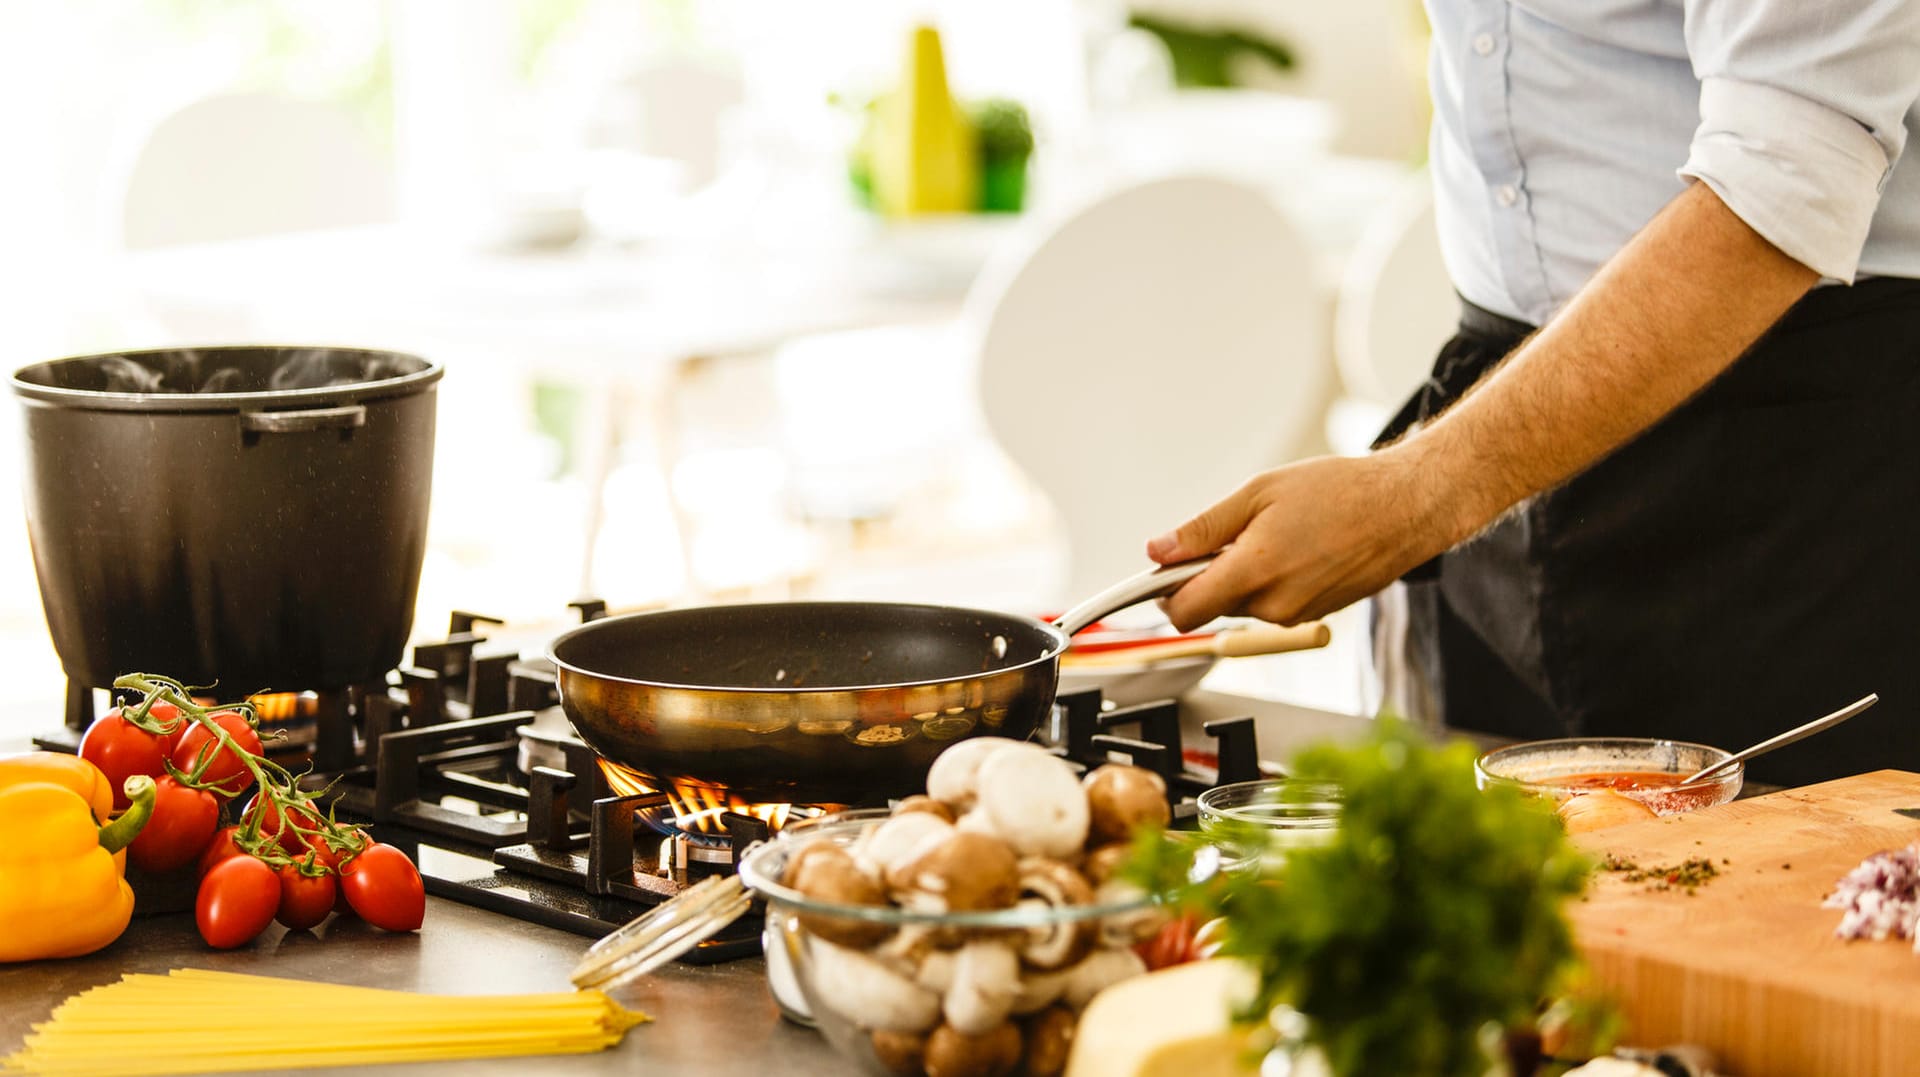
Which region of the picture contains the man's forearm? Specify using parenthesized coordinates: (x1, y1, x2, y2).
(1390, 181, 1820, 550)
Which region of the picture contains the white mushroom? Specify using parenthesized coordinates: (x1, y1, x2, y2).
(971, 746, 1089, 859)
(943, 940, 1022, 1034)
(925, 736, 1024, 813)
(1061, 947, 1148, 1010)
(855, 810, 954, 879)
(808, 939, 942, 1032)
(1008, 967, 1069, 1016)
(1092, 878, 1167, 950)
(915, 947, 959, 994)
(1012, 860, 1096, 971)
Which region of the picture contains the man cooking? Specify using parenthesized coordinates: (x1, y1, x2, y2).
(1149, 1, 1920, 787)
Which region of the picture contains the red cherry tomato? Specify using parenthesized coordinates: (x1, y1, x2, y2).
(170, 710, 263, 797)
(1134, 913, 1204, 971)
(339, 843, 426, 932)
(142, 700, 185, 753)
(275, 864, 338, 931)
(198, 825, 247, 878)
(128, 776, 221, 873)
(196, 855, 281, 949)
(79, 712, 169, 810)
(242, 792, 324, 855)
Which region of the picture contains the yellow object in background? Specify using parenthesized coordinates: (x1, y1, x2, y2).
(870, 25, 978, 217)
(0, 761, 153, 963)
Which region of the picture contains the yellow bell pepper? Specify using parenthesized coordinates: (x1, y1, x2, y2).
(0, 751, 116, 822)
(0, 761, 154, 963)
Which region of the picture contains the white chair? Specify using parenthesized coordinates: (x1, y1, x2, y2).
(1327, 174, 1454, 454)
(971, 174, 1329, 605)
(118, 92, 394, 251)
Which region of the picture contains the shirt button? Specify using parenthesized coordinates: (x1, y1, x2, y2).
(1496, 184, 1519, 207)
(1473, 33, 1496, 56)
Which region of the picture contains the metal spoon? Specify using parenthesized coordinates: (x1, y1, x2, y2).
(1682, 693, 1879, 784)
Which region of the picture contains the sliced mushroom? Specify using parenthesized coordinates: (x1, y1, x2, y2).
(785, 843, 894, 949)
(855, 809, 954, 880)
(971, 746, 1089, 859)
(887, 831, 1021, 914)
(1061, 947, 1147, 1010)
(1083, 765, 1171, 846)
(923, 1020, 1023, 1077)
(870, 1029, 928, 1076)
(1092, 878, 1167, 949)
(925, 736, 1023, 813)
(1021, 1005, 1077, 1077)
(1009, 966, 1070, 1016)
(1079, 843, 1132, 886)
(1013, 859, 1096, 971)
(944, 940, 1022, 1034)
(894, 793, 957, 823)
(808, 939, 942, 1032)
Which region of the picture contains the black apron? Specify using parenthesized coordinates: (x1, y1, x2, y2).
(1381, 278, 1920, 787)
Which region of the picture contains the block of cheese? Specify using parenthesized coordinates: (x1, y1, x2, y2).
(1063, 959, 1263, 1077)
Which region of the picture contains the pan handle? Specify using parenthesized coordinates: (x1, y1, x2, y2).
(1052, 554, 1220, 637)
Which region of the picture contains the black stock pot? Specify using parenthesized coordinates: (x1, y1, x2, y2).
(12, 346, 442, 693)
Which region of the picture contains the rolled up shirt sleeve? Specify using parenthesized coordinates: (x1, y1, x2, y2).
(1680, 0, 1920, 282)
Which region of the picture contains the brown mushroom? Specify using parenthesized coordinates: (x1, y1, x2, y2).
(1013, 859, 1096, 971)
(923, 1020, 1023, 1077)
(871, 1029, 928, 1076)
(895, 794, 956, 824)
(1079, 843, 1132, 885)
(887, 831, 1021, 914)
(786, 843, 894, 949)
(1083, 765, 1171, 846)
(1021, 1005, 1077, 1077)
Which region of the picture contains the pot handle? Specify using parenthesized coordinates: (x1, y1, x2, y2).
(240, 405, 367, 434)
(1052, 553, 1220, 637)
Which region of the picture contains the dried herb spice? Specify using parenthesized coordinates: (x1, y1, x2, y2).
(1601, 853, 1723, 893)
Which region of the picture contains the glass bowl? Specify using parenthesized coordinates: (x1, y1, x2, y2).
(1473, 737, 1742, 815)
(738, 810, 1168, 1076)
(1195, 779, 1342, 873)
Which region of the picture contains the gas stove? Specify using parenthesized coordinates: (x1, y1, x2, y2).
(39, 603, 1304, 965)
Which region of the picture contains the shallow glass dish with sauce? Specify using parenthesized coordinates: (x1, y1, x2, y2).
(1473, 737, 1742, 815)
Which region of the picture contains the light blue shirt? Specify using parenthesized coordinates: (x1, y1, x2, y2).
(1428, 0, 1920, 326)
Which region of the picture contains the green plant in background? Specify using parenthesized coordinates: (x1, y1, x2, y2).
(1130, 720, 1604, 1076)
(1127, 12, 1296, 88)
(968, 98, 1031, 213)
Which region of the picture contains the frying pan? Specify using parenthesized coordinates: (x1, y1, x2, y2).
(547, 558, 1214, 804)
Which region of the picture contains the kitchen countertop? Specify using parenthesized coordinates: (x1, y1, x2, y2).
(2, 691, 1387, 1075)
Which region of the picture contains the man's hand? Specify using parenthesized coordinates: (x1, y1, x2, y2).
(1149, 181, 1819, 632)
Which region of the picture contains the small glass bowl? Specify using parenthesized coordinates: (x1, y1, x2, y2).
(738, 812, 1167, 1077)
(1473, 737, 1742, 815)
(1195, 779, 1343, 872)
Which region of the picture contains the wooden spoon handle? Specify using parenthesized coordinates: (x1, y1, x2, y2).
(1065, 622, 1330, 667)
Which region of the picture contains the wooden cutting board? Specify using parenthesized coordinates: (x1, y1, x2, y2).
(1569, 770, 1920, 1077)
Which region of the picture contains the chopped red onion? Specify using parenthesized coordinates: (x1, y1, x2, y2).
(1824, 844, 1920, 949)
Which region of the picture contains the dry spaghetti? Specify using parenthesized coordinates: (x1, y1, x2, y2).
(3, 968, 648, 1076)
